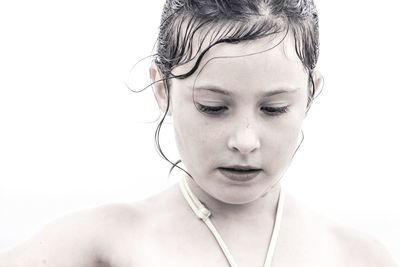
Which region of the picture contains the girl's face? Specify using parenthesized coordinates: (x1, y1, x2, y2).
(155, 33, 312, 204)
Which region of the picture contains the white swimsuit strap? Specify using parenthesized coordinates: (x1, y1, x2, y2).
(264, 184, 284, 267)
(179, 175, 285, 267)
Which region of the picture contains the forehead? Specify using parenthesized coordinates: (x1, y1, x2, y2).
(171, 31, 308, 92)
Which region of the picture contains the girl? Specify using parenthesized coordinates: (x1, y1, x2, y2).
(0, 0, 397, 266)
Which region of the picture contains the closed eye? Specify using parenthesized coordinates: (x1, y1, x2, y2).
(260, 106, 289, 116)
(195, 103, 289, 116)
(196, 103, 228, 115)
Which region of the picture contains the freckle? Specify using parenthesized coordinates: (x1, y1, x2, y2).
(42, 259, 47, 264)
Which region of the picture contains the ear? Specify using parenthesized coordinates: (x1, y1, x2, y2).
(150, 62, 171, 115)
(306, 70, 324, 114)
(312, 70, 324, 97)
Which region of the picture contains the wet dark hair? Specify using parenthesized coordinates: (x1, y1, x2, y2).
(151, 0, 320, 172)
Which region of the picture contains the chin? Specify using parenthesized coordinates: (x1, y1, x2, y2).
(213, 188, 266, 205)
(213, 179, 282, 205)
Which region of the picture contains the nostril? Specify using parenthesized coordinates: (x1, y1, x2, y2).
(227, 129, 261, 154)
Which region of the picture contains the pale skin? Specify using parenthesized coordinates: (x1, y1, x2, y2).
(0, 33, 397, 267)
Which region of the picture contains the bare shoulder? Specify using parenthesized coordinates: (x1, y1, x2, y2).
(332, 223, 398, 266)
(283, 194, 398, 266)
(0, 202, 146, 267)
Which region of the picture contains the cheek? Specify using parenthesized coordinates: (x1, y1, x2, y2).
(173, 106, 222, 165)
(264, 112, 305, 166)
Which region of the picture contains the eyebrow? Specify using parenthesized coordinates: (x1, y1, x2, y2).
(193, 86, 300, 97)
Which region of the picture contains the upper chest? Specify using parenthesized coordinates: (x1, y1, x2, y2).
(103, 213, 350, 267)
(106, 232, 346, 267)
(97, 191, 368, 267)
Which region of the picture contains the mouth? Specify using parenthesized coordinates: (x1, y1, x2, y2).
(218, 166, 262, 182)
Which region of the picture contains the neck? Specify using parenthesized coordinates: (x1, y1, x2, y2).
(184, 176, 281, 224)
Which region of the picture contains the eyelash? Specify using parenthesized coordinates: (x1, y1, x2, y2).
(196, 103, 289, 116)
(260, 106, 289, 116)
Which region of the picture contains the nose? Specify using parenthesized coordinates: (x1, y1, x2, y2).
(227, 119, 261, 154)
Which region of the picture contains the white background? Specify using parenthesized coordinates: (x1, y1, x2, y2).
(1, 0, 399, 262)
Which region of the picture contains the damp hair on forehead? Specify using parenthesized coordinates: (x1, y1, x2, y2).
(128, 0, 320, 177)
(155, 0, 319, 78)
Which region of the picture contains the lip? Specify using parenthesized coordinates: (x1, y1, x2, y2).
(218, 166, 262, 182)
